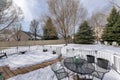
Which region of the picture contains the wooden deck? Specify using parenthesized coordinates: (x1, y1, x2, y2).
(0, 58, 63, 80)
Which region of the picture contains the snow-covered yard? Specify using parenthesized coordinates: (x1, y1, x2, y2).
(1, 44, 120, 80)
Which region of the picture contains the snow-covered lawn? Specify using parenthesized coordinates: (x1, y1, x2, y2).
(0, 50, 59, 70)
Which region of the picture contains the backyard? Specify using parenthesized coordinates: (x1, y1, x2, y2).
(1, 0, 120, 80)
(0, 44, 120, 80)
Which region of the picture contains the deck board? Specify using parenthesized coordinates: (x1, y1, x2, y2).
(0, 58, 62, 80)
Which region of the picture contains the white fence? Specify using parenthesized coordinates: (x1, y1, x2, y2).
(0, 45, 63, 56)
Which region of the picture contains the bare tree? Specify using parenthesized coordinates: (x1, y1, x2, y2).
(0, 0, 23, 31)
(88, 12, 108, 43)
(12, 24, 23, 41)
(107, 0, 120, 8)
(30, 19, 40, 40)
(47, 0, 87, 45)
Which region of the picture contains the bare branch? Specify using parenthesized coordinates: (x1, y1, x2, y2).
(107, 0, 120, 8)
(0, 0, 23, 31)
(88, 12, 108, 42)
(11, 23, 23, 41)
(30, 19, 40, 40)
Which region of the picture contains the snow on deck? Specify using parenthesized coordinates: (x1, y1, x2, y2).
(0, 50, 59, 70)
(7, 66, 73, 80)
(7, 66, 120, 80)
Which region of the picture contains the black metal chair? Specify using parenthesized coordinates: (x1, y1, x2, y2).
(92, 58, 110, 80)
(86, 55, 95, 63)
(97, 58, 109, 69)
(51, 62, 70, 80)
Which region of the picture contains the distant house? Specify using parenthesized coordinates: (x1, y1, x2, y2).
(0, 29, 12, 41)
(9, 31, 41, 41)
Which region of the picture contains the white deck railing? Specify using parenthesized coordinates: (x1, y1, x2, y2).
(64, 48, 120, 73)
(0, 45, 63, 56)
(113, 54, 120, 73)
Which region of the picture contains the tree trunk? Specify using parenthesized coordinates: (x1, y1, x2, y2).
(64, 38, 68, 46)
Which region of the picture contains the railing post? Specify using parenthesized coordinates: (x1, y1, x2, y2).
(113, 54, 120, 73)
(95, 50, 98, 62)
(95, 50, 97, 54)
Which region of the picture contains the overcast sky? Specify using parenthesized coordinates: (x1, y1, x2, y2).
(12, 0, 119, 31)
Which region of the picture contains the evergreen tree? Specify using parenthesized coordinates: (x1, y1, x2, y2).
(112, 15, 120, 44)
(42, 17, 58, 40)
(75, 21, 95, 44)
(102, 7, 120, 44)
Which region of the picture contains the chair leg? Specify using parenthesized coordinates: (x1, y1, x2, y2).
(68, 76, 69, 80)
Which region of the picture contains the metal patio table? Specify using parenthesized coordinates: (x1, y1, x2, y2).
(64, 57, 95, 78)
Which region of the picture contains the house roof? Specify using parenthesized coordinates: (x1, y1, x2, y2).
(22, 31, 41, 39)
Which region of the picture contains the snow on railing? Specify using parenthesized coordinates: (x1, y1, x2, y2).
(113, 54, 120, 73)
(65, 48, 97, 59)
(65, 48, 113, 61)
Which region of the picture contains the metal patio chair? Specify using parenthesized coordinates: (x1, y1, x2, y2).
(86, 55, 95, 63)
(51, 62, 71, 80)
(92, 58, 110, 80)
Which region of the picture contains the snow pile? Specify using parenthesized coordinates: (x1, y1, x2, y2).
(0, 50, 59, 70)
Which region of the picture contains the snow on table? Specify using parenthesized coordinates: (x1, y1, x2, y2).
(0, 50, 59, 70)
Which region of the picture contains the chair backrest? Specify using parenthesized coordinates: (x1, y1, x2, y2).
(93, 58, 110, 80)
(97, 58, 109, 69)
(54, 68, 68, 80)
(87, 55, 95, 63)
(51, 63, 68, 80)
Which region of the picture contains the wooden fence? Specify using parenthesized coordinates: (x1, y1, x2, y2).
(0, 40, 65, 47)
